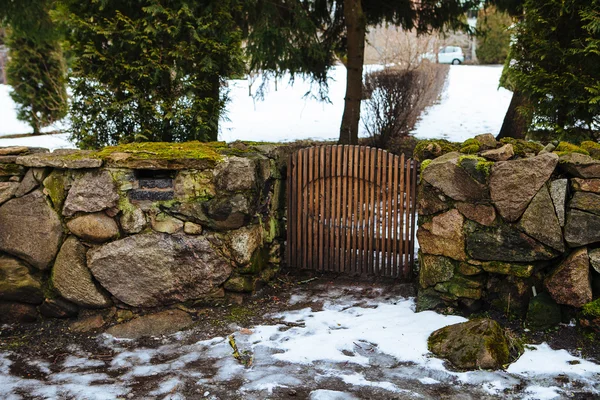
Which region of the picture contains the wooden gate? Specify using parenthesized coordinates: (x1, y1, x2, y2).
(286, 145, 418, 280)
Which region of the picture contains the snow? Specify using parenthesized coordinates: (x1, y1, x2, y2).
(1, 288, 599, 399)
(0, 64, 511, 150)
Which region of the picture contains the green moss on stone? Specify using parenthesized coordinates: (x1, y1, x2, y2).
(458, 155, 494, 179)
(224, 276, 256, 293)
(582, 299, 600, 318)
(554, 141, 590, 156)
(581, 141, 600, 160)
(499, 138, 543, 157)
(460, 139, 481, 154)
(96, 141, 227, 162)
(413, 139, 459, 161)
(42, 170, 70, 212)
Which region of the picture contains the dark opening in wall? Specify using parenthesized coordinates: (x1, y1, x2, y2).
(130, 170, 175, 201)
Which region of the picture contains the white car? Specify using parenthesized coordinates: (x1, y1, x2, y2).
(422, 46, 465, 65)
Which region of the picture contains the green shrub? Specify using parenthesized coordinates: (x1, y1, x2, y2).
(476, 6, 513, 64)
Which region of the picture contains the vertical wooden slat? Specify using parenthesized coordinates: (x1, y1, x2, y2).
(351, 146, 359, 275)
(373, 149, 382, 275)
(304, 147, 314, 269)
(301, 149, 308, 269)
(345, 146, 354, 274)
(403, 158, 412, 277)
(386, 153, 394, 276)
(339, 146, 347, 272)
(368, 148, 377, 275)
(318, 147, 325, 272)
(361, 148, 370, 275)
(391, 155, 400, 277)
(286, 155, 292, 269)
(356, 147, 364, 274)
(295, 150, 302, 269)
(328, 146, 336, 271)
(312, 147, 319, 270)
(409, 160, 418, 277)
(398, 154, 406, 276)
(380, 151, 388, 276)
(335, 146, 343, 272)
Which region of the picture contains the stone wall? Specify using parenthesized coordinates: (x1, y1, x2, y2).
(417, 134, 600, 329)
(0, 142, 287, 322)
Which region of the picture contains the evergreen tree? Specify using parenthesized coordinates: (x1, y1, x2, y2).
(506, 0, 600, 137)
(476, 6, 513, 64)
(59, 0, 244, 148)
(1, 0, 68, 135)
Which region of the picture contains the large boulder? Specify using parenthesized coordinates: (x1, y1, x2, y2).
(421, 152, 488, 202)
(0, 255, 43, 304)
(466, 222, 558, 262)
(52, 236, 111, 308)
(428, 318, 510, 370)
(517, 185, 564, 252)
(0, 190, 64, 269)
(558, 153, 600, 178)
(63, 170, 119, 217)
(417, 209, 466, 261)
(105, 309, 194, 339)
(569, 191, 600, 216)
(66, 212, 120, 243)
(88, 233, 232, 307)
(489, 153, 558, 222)
(173, 193, 252, 231)
(545, 248, 592, 308)
(564, 210, 600, 247)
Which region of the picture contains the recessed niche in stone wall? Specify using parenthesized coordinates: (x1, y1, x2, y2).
(129, 169, 175, 202)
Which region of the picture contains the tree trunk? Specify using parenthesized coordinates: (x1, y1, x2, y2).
(497, 90, 530, 140)
(339, 0, 366, 145)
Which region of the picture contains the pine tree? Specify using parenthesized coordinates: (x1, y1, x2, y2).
(59, 0, 244, 148)
(1, 0, 68, 135)
(506, 0, 600, 138)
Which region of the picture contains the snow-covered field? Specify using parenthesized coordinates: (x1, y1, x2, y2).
(1, 287, 598, 399)
(0, 65, 511, 150)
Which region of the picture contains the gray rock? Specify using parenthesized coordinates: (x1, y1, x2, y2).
(569, 191, 600, 216)
(545, 247, 592, 307)
(558, 153, 600, 178)
(474, 133, 498, 150)
(428, 318, 510, 370)
(14, 169, 38, 197)
(0, 182, 18, 205)
(421, 152, 489, 202)
(456, 202, 496, 226)
(417, 209, 467, 261)
(53, 236, 111, 308)
(564, 209, 600, 247)
(571, 178, 600, 193)
(174, 193, 251, 231)
(0, 254, 43, 304)
(183, 221, 203, 235)
(214, 156, 257, 191)
(228, 225, 263, 265)
(481, 144, 514, 161)
(417, 184, 450, 216)
(590, 248, 600, 274)
(490, 152, 558, 221)
(16, 151, 102, 169)
(466, 222, 558, 262)
(105, 309, 194, 339)
(63, 170, 119, 216)
(120, 207, 147, 234)
(0, 190, 64, 269)
(150, 213, 184, 234)
(0, 146, 30, 156)
(518, 185, 564, 252)
(67, 212, 120, 243)
(88, 233, 232, 307)
(0, 163, 25, 177)
(419, 253, 455, 289)
(549, 179, 568, 226)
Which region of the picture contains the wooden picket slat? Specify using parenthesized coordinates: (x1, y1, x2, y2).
(287, 146, 416, 280)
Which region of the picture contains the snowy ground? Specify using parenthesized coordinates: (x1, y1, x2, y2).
(1, 284, 598, 400)
(0, 65, 511, 150)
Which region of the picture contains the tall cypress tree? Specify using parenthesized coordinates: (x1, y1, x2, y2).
(1, 0, 68, 135)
